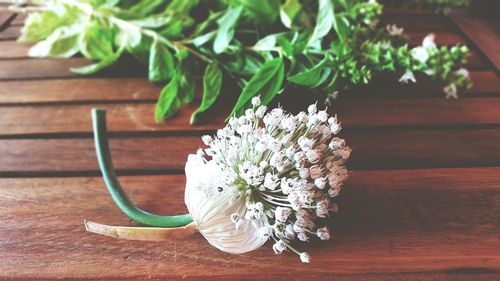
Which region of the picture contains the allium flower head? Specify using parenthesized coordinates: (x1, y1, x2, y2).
(192, 99, 350, 262)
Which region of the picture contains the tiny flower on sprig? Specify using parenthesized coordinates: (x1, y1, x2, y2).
(196, 96, 351, 262)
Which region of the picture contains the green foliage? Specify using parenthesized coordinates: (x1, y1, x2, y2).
(18, 0, 471, 123)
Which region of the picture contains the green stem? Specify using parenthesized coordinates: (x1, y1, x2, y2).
(91, 109, 192, 227)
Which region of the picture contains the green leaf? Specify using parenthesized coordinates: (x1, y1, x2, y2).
(307, 0, 334, 47)
(148, 38, 175, 82)
(130, 14, 173, 29)
(288, 56, 329, 87)
(29, 26, 81, 58)
(18, 5, 80, 43)
(79, 20, 114, 60)
(191, 31, 216, 47)
(190, 63, 223, 124)
(177, 67, 196, 104)
(213, 6, 243, 54)
(333, 15, 349, 42)
(229, 57, 284, 118)
(254, 34, 277, 51)
(129, 0, 164, 17)
(71, 47, 124, 75)
(155, 75, 181, 122)
(280, 0, 301, 28)
(240, 0, 280, 26)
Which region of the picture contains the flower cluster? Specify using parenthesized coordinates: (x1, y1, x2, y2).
(398, 33, 471, 98)
(196, 97, 350, 262)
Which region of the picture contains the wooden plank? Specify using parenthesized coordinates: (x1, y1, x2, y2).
(0, 24, 19, 40)
(0, 58, 89, 79)
(347, 70, 500, 97)
(449, 10, 500, 72)
(1, 128, 500, 174)
(407, 31, 464, 46)
(0, 40, 30, 58)
(10, 12, 24, 25)
(0, 78, 160, 103)
(0, 169, 498, 280)
(0, 71, 496, 105)
(3, 97, 500, 136)
(380, 12, 454, 31)
(0, 10, 15, 29)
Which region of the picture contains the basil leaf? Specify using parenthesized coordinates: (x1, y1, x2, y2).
(129, 0, 164, 17)
(280, 0, 301, 28)
(229, 57, 284, 118)
(190, 63, 223, 124)
(213, 6, 242, 54)
(18, 5, 80, 42)
(307, 0, 334, 47)
(155, 75, 181, 122)
(333, 15, 349, 42)
(79, 20, 114, 60)
(71, 46, 124, 75)
(240, 0, 280, 26)
(29, 26, 80, 58)
(288, 56, 329, 87)
(177, 67, 196, 104)
(148, 38, 175, 82)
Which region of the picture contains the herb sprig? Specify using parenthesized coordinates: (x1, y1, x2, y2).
(15, 0, 471, 123)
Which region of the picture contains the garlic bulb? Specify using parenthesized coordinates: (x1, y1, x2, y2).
(184, 154, 269, 254)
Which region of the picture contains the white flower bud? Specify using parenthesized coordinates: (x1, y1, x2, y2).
(264, 173, 279, 190)
(298, 168, 310, 179)
(285, 224, 295, 240)
(422, 33, 436, 49)
(297, 232, 309, 242)
(201, 135, 212, 145)
(328, 187, 341, 198)
(329, 137, 346, 150)
(399, 71, 416, 84)
(255, 105, 267, 118)
(411, 46, 429, 63)
(309, 165, 323, 179)
(300, 252, 311, 263)
(251, 96, 261, 106)
(280, 178, 293, 194)
(316, 227, 330, 240)
(298, 136, 314, 152)
(275, 206, 292, 222)
(273, 240, 287, 254)
(307, 103, 317, 114)
(316, 200, 329, 218)
(444, 83, 458, 99)
(314, 177, 327, 189)
(306, 149, 321, 164)
(317, 110, 328, 122)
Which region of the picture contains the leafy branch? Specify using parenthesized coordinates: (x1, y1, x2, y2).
(15, 0, 472, 123)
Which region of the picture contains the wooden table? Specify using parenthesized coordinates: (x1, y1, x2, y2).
(0, 7, 499, 281)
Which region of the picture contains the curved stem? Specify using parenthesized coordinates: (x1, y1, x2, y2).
(92, 109, 192, 227)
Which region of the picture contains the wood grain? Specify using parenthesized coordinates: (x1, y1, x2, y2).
(0, 71, 496, 105)
(1, 128, 500, 174)
(0, 58, 90, 80)
(0, 169, 498, 280)
(450, 10, 500, 72)
(0, 8, 498, 281)
(0, 24, 19, 40)
(3, 97, 500, 136)
(0, 10, 14, 29)
(0, 78, 160, 103)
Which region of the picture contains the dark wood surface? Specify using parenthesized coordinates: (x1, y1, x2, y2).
(0, 7, 498, 281)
